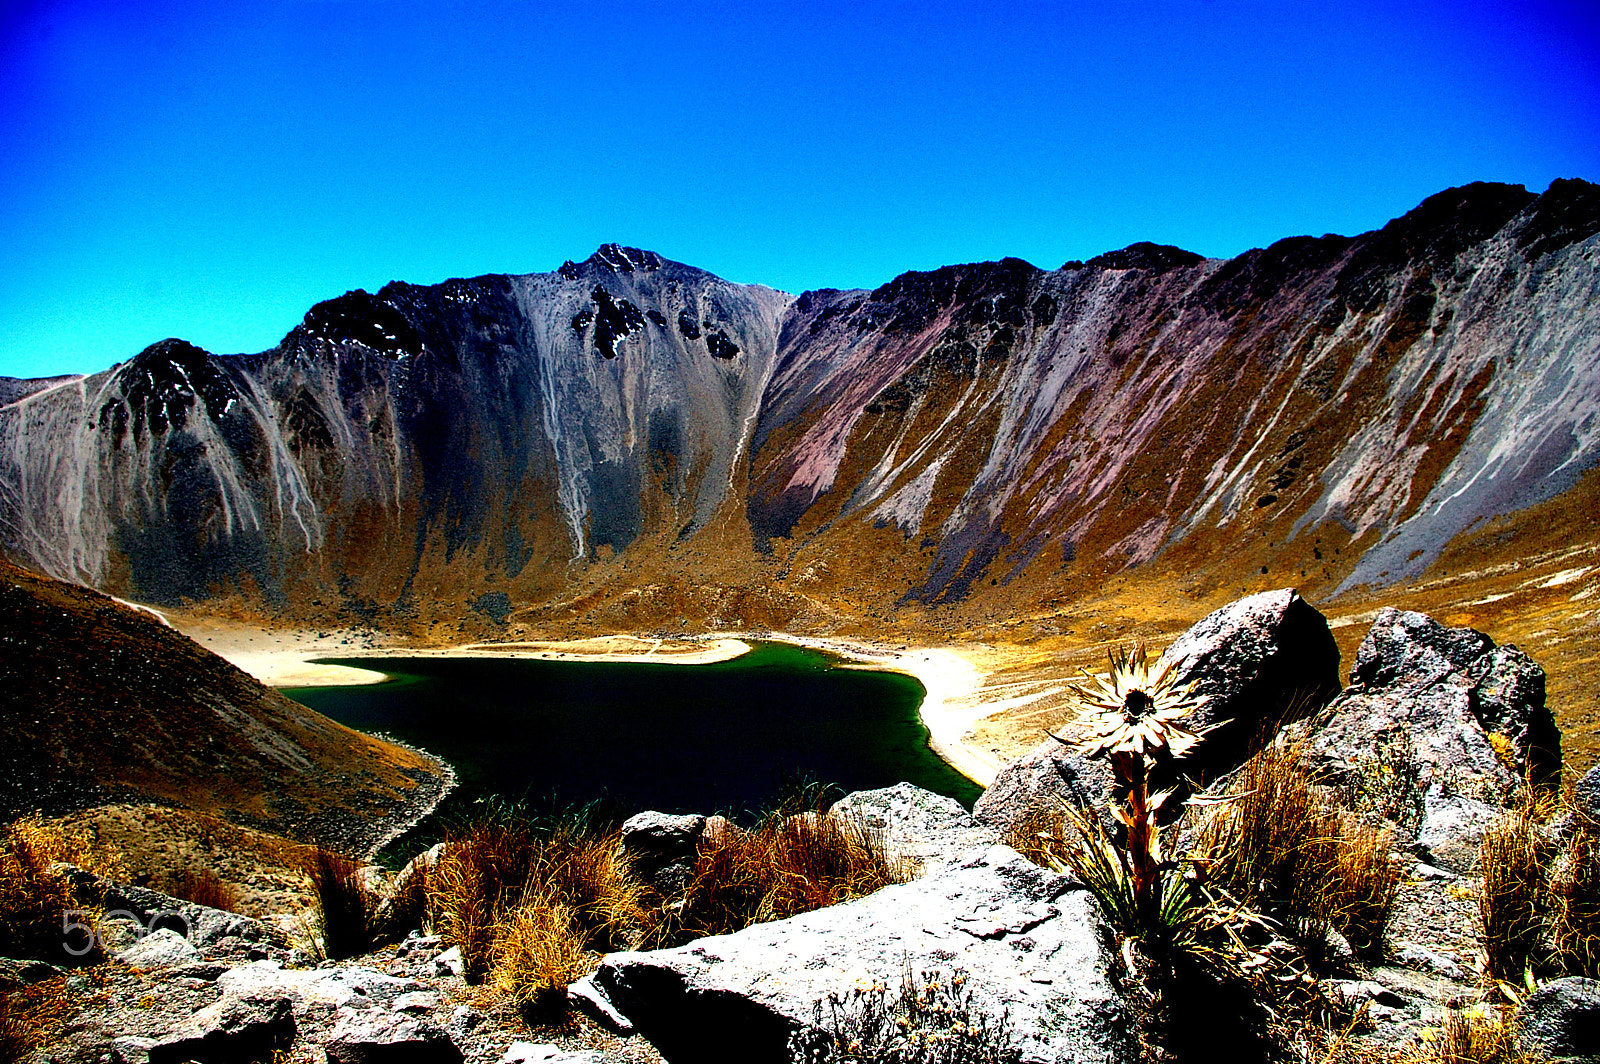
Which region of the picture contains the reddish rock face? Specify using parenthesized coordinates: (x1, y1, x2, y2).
(2, 185, 1598, 628)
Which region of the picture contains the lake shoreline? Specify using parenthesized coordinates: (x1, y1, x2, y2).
(179, 619, 1005, 788)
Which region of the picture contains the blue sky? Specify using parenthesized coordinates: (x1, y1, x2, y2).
(1, 0, 1596, 380)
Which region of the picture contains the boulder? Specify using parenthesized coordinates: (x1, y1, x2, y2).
(147, 993, 296, 1064)
(1153, 588, 1342, 783)
(54, 866, 287, 948)
(972, 744, 1113, 843)
(619, 811, 707, 893)
(830, 783, 998, 870)
(323, 1011, 463, 1064)
(586, 845, 1131, 1064)
(116, 928, 202, 970)
(1413, 785, 1504, 874)
(1514, 976, 1600, 1063)
(975, 588, 1340, 839)
(373, 844, 444, 937)
(1309, 609, 1559, 809)
(1576, 766, 1600, 825)
(214, 961, 414, 1013)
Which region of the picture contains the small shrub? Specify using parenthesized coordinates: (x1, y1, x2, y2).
(788, 967, 1022, 1064)
(1199, 744, 1400, 961)
(672, 807, 910, 943)
(492, 900, 590, 1023)
(1421, 1006, 1525, 1064)
(0, 816, 109, 964)
(305, 846, 377, 961)
(1478, 812, 1547, 985)
(158, 868, 239, 913)
(1550, 814, 1600, 977)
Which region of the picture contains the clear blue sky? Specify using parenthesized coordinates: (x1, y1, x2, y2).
(2, 0, 1596, 380)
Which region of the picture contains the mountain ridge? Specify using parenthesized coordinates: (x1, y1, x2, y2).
(0, 182, 1596, 640)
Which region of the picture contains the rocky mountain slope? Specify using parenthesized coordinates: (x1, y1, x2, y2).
(1, 182, 1594, 639)
(0, 561, 447, 853)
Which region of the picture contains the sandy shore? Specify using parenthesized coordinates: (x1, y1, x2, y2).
(173, 616, 1015, 788)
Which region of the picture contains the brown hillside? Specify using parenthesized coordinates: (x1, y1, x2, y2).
(0, 560, 447, 854)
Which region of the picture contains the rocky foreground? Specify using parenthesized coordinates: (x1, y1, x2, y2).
(9, 590, 1600, 1063)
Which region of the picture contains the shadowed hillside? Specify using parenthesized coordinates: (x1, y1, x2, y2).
(0, 561, 447, 853)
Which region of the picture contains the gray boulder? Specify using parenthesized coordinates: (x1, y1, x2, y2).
(1576, 766, 1600, 825)
(975, 588, 1340, 840)
(116, 928, 202, 970)
(831, 783, 998, 870)
(1413, 785, 1504, 874)
(972, 743, 1113, 844)
(53, 865, 286, 948)
(1309, 608, 1559, 810)
(1154, 587, 1342, 783)
(324, 1011, 463, 1064)
(215, 961, 414, 1013)
(147, 993, 296, 1064)
(619, 811, 707, 893)
(1515, 976, 1600, 1063)
(585, 844, 1131, 1064)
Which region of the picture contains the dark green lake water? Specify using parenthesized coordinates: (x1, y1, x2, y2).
(285, 642, 981, 854)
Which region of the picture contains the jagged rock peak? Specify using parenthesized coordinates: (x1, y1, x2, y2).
(559, 243, 665, 279)
(1083, 241, 1204, 273)
(296, 289, 423, 358)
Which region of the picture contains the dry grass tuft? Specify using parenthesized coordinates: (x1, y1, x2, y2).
(672, 808, 911, 942)
(1198, 744, 1401, 962)
(1478, 812, 1547, 985)
(1003, 803, 1074, 870)
(1422, 1006, 1524, 1064)
(1549, 811, 1600, 978)
(491, 901, 590, 1023)
(305, 845, 377, 961)
(157, 868, 239, 913)
(0, 991, 31, 1064)
(428, 806, 647, 993)
(0, 816, 117, 964)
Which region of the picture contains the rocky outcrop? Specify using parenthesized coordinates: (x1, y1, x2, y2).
(147, 994, 296, 1064)
(973, 588, 1340, 838)
(619, 811, 707, 894)
(1514, 977, 1600, 1063)
(829, 782, 998, 870)
(1308, 607, 1559, 807)
(585, 844, 1131, 1064)
(1154, 588, 1342, 781)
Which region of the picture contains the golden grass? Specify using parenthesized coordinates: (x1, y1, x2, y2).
(1197, 743, 1400, 961)
(0, 816, 120, 964)
(0, 991, 29, 1064)
(1549, 811, 1600, 978)
(1421, 1007, 1524, 1064)
(1478, 811, 1546, 985)
(671, 808, 912, 942)
(156, 868, 240, 913)
(305, 845, 377, 961)
(491, 901, 590, 1022)
(428, 809, 647, 991)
